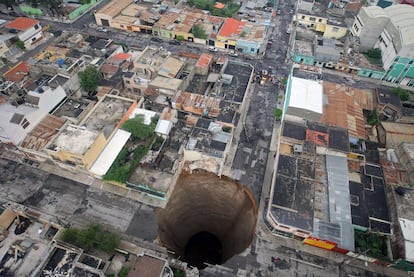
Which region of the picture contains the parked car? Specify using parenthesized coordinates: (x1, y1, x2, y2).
(276, 9, 281, 15)
(169, 39, 181, 45)
(228, 50, 239, 57)
(96, 27, 108, 32)
(208, 46, 218, 52)
(151, 37, 163, 43)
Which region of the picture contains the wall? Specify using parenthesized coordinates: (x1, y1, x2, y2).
(83, 132, 108, 169)
(69, 0, 97, 20)
(236, 39, 259, 55)
(323, 25, 347, 39)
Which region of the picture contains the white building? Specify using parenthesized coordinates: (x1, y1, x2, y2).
(284, 76, 324, 122)
(351, 4, 414, 70)
(5, 17, 43, 49)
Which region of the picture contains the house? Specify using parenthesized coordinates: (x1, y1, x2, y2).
(294, 12, 348, 39)
(377, 122, 414, 148)
(0, 34, 17, 61)
(0, 86, 67, 146)
(216, 18, 246, 50)
(351, 5, 414, 86)
(375, 88, 402, 121)
(45, 95, 137, 170)
(5, 17, 43, 49)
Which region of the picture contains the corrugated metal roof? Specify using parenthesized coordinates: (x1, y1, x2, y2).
(321, 82, 370, 139)
(324, 155, 355, 251)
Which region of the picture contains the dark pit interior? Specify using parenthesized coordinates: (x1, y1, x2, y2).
(156, 170, 258, 269)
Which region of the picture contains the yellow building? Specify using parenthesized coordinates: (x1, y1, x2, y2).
(46, 95, 137, 170)
(216, 18, 246, 49)
(295, 13, 348, 39)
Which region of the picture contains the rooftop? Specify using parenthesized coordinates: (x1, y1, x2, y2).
(288, 76, 323, 115)
(80, 95, 136, 138)
(5, 17, 39, 30)
(97, 0, 132, 17)
(321, 82, 372, 139)
(127, 254, 166, 277)
(20, 115, 66, 151)
(52, 124, 99, 155)
(3, 62, 30, 82)
(218, 18, 246, 38)
(349, 162, 391, 234)
(158, 57, 184, 78)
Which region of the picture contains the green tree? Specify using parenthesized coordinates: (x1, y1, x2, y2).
(274, 108, 283, 119)
(61, 224, 120, 253)
(367, 109, 378, 126)
(192, 24, 207, 39)
(176, 35, 185, 41)
(390, 87, 410, 101)
(122, 115, 157, 141)
(16, 40, 25, 50)
(78, 66, 102, 93)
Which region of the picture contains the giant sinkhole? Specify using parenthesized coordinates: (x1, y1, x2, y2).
(156, 170, 258, 269)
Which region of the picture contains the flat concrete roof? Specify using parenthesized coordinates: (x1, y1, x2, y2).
(52, 124, 99, 155)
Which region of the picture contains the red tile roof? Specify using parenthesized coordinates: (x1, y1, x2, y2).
(196, 53, 213, 68)
(5, 17, 39, 31)
(115, 53, 132, 60)
(218, 18, 245, 37)
(3, 61, 29, 82)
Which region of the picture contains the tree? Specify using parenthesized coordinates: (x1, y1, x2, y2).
(274, 108, 283, 120)
(192, 24, 207, 39)
(78, 66, 102, 93)
(61, 223, 120, 253)
(367, 109, 378, 126)
(176, 35, 184, 41)
(122, 115, 157, 141)
(16, 40, 25, 50)
(390, 87, 410, 101)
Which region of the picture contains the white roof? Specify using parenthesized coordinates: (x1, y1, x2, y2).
(0, 86, 66, 145)
(289, 76, 323, 114)
(384, 4, 414, 47)
(89, 129, 131, 176)
(399, 218, 414, 263)
(129, 108, 157, 125)
(155, 119, 172, 136)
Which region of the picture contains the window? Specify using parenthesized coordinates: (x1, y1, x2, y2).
(353, 23, 359, 32)
(409, 60, 413, 65)
(309, 17, 316, 21)
(251, 48, 255, 52)
(31, 37, 36, 42)
(394, 57, 399, 62)
(301, 15, 305, 19)
(318, 19, 322, 22)
(34, 24, 39, 30)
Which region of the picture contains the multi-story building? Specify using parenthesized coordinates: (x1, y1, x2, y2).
(351, 4, 414, 86)
(5, 17, 43, 49)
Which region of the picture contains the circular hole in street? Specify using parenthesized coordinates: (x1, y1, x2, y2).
(156, 169, 258, 269)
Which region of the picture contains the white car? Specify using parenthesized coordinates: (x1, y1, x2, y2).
(208, 46, 218, 52)
(96, 27, 108, 33)
(229, 51, 239, 57)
